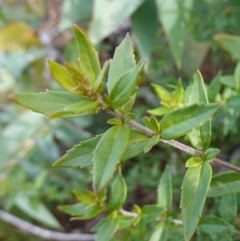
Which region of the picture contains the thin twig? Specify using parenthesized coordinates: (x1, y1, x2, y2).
(0, 209, 96, 241)
(106, 109, 240, 173)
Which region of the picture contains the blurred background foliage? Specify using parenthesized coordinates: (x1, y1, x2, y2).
(1, 0, 240, 240)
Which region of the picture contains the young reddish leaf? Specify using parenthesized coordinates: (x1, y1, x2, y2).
(157, 165, 172, 213)
(9, 90, 87, 116)
(122, 129, 149, 161)
(110, 59, 146, 108)
(160, 103, 220, 140)
(144, 134, 160, 153)
(108, 168, 127, 212)
(185, 157, 204, 168)
(53, 135, 102, 168)
(181, 162, 212, 241)
(108, 34, 135, 95)
(73, 25, 101, 87)
(47, 59, 78, 93)
(93, 124, 130, 193)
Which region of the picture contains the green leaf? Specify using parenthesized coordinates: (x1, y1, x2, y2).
(117, 215, 137, 230)
(198, 215, 238, 235)
(89, 0, 145, 44)
(185, 157, 204, 168)
(95, 217, 119, 241)
(53, 135, 102, 168)
(107, 118, 123, 125)
(187, 70, 211, 150)
(151, 84, 172, 103)
(182, 36, 209, 78)
(149, 222, 168, 241)
(9, 90, 87, 116)
(172, 79, 184, 104)
(73, 25, 101, 87)
(108, 168, 127, 212)
(131, 0, 158, 59)
(108, 34, 135, 95)
(93, 60, 110, 93)
(60, 0, 93, 30)
(47, 59, 77, 93)
(219, 194, 237, 224)
(155, 0, 194, 69)
(110, 60, 146, 108)
(157, 165, 172, 213)
(214, 34, 240, 61)
(141, 205, 166, 223)
(207, 172, 240, 197)
(234, 62, 240, 92)
(160, 103, 220, 140)
(93, 124, 130, 193)
(204, 148, 220, 161)
(181, 162, 212, 241)
(122, 129, 149, 161)
(148, 106, 170, 116)
(150, 116, 161, 133)
(49, 108, 97, 119)
(64, 100, 99, 113)
(207, 72, 221, 103)
(15, 194, 62, 229)
(58, 202, 102, 220)
(144, 134, 160, 153)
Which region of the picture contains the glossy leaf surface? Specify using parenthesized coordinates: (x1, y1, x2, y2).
(93, 124, 130, 193)
(73, 25, 101, 87)
(181, 162, 212, 241)
(53, 135, 102, 168)
(160, 103, 220, 140)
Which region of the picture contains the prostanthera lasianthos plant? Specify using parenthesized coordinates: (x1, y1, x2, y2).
(10, 25, 240, 241)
